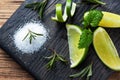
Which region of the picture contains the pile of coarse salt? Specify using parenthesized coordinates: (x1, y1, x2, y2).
(14, 22, 48, 53)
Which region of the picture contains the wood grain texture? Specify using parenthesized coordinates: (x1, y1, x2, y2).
(0, 0, 34, 80)
(0, 49, 33, 80)
(0, 0, 24, 27)
(0, 0, 120, 80)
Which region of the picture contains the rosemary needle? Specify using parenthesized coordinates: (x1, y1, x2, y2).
(69, 64, 92, 80)
(25, 0, 49, 19)
(45, 49, 67, 69)
(22, 29, 43, 44)
(82, 0, 106, 5)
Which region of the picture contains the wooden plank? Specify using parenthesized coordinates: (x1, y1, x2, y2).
(0, 0, 24, 27)
(0, 5, 21, 9)
(108, 72, 120, 80)
(0, 14, 12, 19)
(0, 49, 34, 80)
(0, 19, 7, 28)
(0, 78, 33, 80)
(0, 0, 34, 80)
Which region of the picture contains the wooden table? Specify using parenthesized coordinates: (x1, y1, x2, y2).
(0, 0, 120, 80)
(0, 0, 34, 80)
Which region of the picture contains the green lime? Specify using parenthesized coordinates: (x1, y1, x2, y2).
(66, 24, 88, 68)
(99, 12, 120, 28)
(93, 27, 120, 70)
(51, 0, 76, 22)
(84, 11, 120, 28)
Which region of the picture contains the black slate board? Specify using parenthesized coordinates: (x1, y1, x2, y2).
(0, 0, 120, 80)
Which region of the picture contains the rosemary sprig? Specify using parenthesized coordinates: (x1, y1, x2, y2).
(25, 0, 49, 19)
(22, 29, 43, 44)
(45, 49, 67, 69)
(82, 0, 106, 5)
(69, 64, 92, 80)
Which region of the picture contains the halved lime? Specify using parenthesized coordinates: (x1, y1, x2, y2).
(93, 27, 120, 70)
(66, 24, 88, 68)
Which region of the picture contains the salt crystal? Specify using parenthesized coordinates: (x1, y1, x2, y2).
(14, 22, 48, 53)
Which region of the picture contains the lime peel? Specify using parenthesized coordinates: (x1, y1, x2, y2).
(51, 0, 76, 22)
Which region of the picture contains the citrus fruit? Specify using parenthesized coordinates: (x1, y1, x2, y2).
(66, 24, 88, 68)
(98, 12, 120, 28)
(51, 0, 76, 22)
(84, 11, 120, 28)
(93, 27, 120, 70)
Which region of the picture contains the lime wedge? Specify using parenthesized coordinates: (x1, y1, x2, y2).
(98, 12, 120, 28)
(93, 27, 120, 70)
(84, 11, 120, 28)
(66, 24, 88, 68)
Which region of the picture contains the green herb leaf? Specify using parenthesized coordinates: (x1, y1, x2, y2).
(25, 2, 40, 9)
(69, 66, 89, 78)
(78, 29, 93, 48)
(47, 55, 56, 69)
(29, 35, 33, 44)
(83, 10, 103, 27)
(69, 64, 92, 80)
(22, 31, 29, 41)
(87, 64, 92, 80)
(56, 54, 67, 63)
(25, 0, 48, 19)
(38, 0, 48, 18)
(45, 49, 67, 69)
(22, 29, 43, 44)
(83, 0, 106, 5)
(87, 0, 106, 5)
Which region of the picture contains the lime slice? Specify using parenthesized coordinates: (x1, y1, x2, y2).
(66, 24, 88, 68)
(98, 12, 120, 28)
(93, 27, 120, 70)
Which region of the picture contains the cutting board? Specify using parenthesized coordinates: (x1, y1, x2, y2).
(0, 0, 120, 80)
